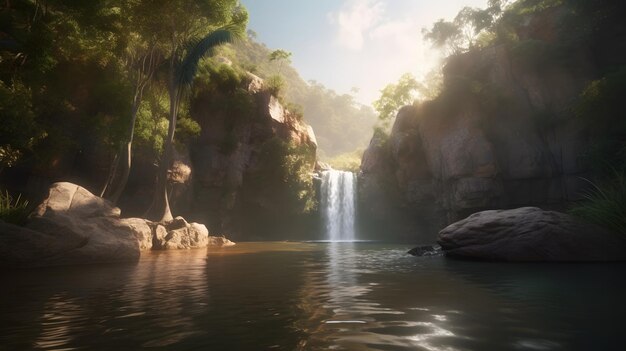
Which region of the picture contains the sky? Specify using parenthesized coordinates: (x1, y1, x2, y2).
(240, 0, 489, 106)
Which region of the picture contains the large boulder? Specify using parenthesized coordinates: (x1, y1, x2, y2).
(0, 182, 237, 267)
(438, 207, 626, 261)
(0, 182, 141, 267)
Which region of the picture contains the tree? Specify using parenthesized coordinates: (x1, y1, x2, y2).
(372, 73, 420, 126)
(423, 6, 501, 55)
(100, 1, 165, 203)
(144, 1, 248, 222)
(268, 49, 292, 74)
(0, 0, 131, 173)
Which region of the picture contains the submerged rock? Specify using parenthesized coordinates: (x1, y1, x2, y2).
(438, 207, 626, 261)
(208, 236, 236, 247)
(407, 245, 443, 257)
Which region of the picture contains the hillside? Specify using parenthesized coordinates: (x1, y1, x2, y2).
(215, 33, 378, 158)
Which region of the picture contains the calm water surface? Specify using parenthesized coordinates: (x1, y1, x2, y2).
(1, 242, 624, 350)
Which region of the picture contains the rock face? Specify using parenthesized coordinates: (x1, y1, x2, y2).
(358, 5, 616, 241)
(171, 75, 318, 240)
(0, 182, 140, 267)
(438, 207, 626, 261)
(0, 183, 234, 267)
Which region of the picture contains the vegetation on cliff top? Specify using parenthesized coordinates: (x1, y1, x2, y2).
(370, 0, 626, 234)
(214, 32, 378, 158)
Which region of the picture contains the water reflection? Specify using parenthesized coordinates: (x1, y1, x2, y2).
(294, 242, 460, 351)
(0, 243, 624, 350)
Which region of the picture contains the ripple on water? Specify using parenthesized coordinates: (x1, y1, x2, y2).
(0, 242, 624, 350)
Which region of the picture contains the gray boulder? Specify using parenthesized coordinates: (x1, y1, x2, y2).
(119, 217, 153, 251)
(0, 182, 237, 267)
(0, 182, 141, 267)
(152, 216, 219, 250)
(438, 207, 626, 261)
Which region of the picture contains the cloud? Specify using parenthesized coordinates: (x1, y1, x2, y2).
(329, 0, 385, 50)
(325, 0, 477, 105)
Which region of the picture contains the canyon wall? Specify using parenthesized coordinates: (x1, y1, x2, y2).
(359, 5, 626, 242)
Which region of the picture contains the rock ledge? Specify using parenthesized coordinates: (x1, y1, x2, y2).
(437, 207, 626, 261)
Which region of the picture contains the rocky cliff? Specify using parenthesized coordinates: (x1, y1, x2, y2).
(160, 73, 319, 240)
(359, 4, 626, 242)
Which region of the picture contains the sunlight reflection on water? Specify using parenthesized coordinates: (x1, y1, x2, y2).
(1, 242, 625, 350)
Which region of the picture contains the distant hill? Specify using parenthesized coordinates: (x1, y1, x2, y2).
(215, 32, 377, 158)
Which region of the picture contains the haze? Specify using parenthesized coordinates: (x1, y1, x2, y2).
(242, 0, 489, 105)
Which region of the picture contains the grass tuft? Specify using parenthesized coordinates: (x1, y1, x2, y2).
(569, 172, 626, 235)
(0, 190, 31, 226)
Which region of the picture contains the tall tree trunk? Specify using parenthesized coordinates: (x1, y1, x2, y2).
(100, 151, 120, 197)
(107, 94, 141, 204)
(100, 91, 141, 203)
(146, 66, 178, 223)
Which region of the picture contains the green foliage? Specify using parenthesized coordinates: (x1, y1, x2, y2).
(575, 67, 626, 175)
(327, 149, 364, 172)
(0, 1, 134, 171)
(371, 126, 391, 147)
(0, 190, 30, 226)
(0, 80, 45, 169)
(194, 59, 256, 117)
(250, 138, 317, 214)
(266, 75, 285, 97)
(422, 0, 570, 55)
(507, 0, 563, 15)
(268, 49, 292, 75)
(285, 102, 304, 120)
(214, 36, 377, 157)
(178, 27, 246, 89)
(423, 4, 503, 54)
(268, 49, 292, 63)
(373, 73, 419, 125)
(176, 117, 201, 144)
(570, 172, 626, 235)
(196, 60, 247, 93)
(134, 91, 169, 156)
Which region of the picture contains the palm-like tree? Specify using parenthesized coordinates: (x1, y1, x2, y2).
(146, 23, 245, 222)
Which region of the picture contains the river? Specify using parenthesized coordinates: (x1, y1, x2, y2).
(1, 242, 624, 350)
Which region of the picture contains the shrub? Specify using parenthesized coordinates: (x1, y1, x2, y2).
(266, 75, 285, 97)
(327, 149, 363, 172)
(285, 102, 304, 121)
(570, 172, 626, 235)
(247, 137, 317, 214)
(0, 190, 30, 226)
(575, 67, 626, 175)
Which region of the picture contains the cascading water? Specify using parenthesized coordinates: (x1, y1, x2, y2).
(321, 170, 357, 242)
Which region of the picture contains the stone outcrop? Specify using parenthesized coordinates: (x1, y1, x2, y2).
(0, 182, 139, 267)
(0, 182, 234, 267)
(359, 5, 613, 241)
(437, 207, 626, 261)
(153, 217, 210, 250)
(171, 74, 318, 240)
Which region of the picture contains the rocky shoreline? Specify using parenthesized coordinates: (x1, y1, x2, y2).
(0, 182, 234, 268)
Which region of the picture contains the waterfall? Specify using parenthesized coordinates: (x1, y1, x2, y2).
(321, 170, 357, 242)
